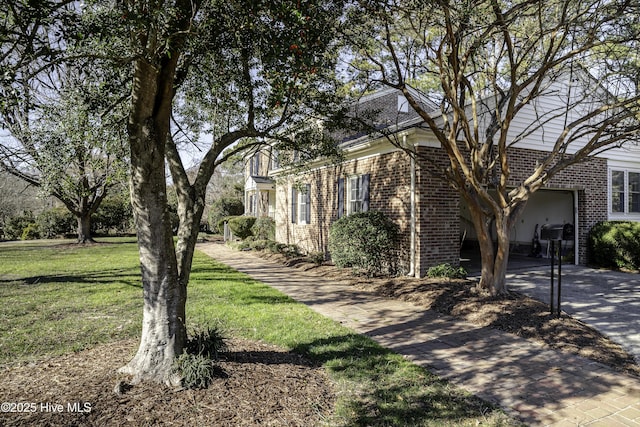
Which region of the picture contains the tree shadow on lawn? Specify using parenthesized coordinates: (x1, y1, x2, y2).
(0, 268, 142, 288)
(292, 333, 506, 426)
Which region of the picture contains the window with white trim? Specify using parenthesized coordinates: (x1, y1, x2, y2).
(629, 172, 640, 213)
(348, 176, 363, 214)
(249, 154, 260, 176)
(610, 169, 640, 215)
(347, 174, 370, 215)
(337, 174, 370, 218)
(291, 184, 311, 224)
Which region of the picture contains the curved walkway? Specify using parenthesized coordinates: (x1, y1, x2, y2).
(198, 243, 640, 426)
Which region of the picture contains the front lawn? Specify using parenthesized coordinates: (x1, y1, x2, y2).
(0, 239, 516, 426)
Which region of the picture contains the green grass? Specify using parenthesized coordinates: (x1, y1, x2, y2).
(0, 238, 517, 426)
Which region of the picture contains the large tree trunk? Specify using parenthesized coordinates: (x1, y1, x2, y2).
(469, 197, 527, 295)
(119, 58, 186, 386)
(466, 196, 497, 293)
(76, 213, 93, 243)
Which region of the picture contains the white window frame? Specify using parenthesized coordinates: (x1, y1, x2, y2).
(298, 187, 309, 224)
(609, 168, 640, 218)
(292, 184, 311, 225)
(347, 175, 364, 215)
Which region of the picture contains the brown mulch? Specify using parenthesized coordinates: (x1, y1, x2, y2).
(259, 251, 640, 378)
(0, 338, 334, 427)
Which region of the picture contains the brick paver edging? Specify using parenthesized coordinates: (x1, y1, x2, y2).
(197, 243, 640, 426)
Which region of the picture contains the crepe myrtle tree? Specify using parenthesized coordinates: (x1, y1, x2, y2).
(345, 0, 640, 294)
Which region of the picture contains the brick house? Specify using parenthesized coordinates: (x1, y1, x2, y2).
(244, 86, 640, 277)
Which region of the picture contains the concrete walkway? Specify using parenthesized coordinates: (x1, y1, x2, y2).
(198, 243, 640, 426)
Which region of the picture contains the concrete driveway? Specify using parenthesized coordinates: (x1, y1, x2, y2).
(503, 262, 640, 363)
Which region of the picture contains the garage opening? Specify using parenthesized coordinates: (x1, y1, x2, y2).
(460, 189, 577, 272)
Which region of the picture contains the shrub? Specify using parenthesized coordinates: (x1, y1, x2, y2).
(21, 223, 40, 240)
(208, 197, 244, 233)
(308, 251, 325, 265)
(266, 240, 284, 253)
(427, 263, 467, 279)
(37, 207, 76, 238)
(589, 221, 640, 270)
(92, 197, 133, 234)
(173, 324, 228, 390)
(3, 213, 36, 241)
(251, 216, 275, 241)
(329, 210, 400, 276)
(281, 243, 303, 258)
(227, 216, 256, 240)
(249, 239, 270, 251)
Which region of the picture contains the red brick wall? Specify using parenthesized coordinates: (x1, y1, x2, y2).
(275, 150, 414, 273)
(274, 144, 608, 274)
(414, 146, 461, 275)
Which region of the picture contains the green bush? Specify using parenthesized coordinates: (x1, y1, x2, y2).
(173, 324, 228, 390)
(227, 216, 256, 240)
(3, 213, 36, 240)
(589, 221, 640, 270)
(21, 223, 41, 240)
(251, 216, 275, 240)
(308, 251, 325, 265)
(208, 197, 244, 233)
(329, 210, 400, 276)
(427, 263, 467, 279)
(249, 239, 270, 251)
(37, 207, 76, 238)
(92, 197, 133, 234)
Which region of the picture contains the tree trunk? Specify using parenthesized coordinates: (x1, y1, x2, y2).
(491, 216, 511, 294)
(465, 196, 497, 292)
(119, 58, 186, 386)
(76, 213, 94, 243)
(470, 199, 526, 295)
(175, 194, 204, 286)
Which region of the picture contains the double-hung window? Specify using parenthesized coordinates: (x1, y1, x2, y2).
(349, 176, 364, 214)
(269, 148, 280, 171)
(337, 174, 370, 218)
(610, 169, 640, 215)
(629, 172, 640, 213)
(291, 184, 311, 224)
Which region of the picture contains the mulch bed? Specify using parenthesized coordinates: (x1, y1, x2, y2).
(0, 338, 334, 427)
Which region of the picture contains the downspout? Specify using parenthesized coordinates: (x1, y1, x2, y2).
(573, 190, 579, 265)
(408, 136, 417, 277)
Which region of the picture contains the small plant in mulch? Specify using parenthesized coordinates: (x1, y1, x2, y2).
(426, 263, 468, 279)
(185, 324, 228, 359)
(172, 324, 229, 390)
